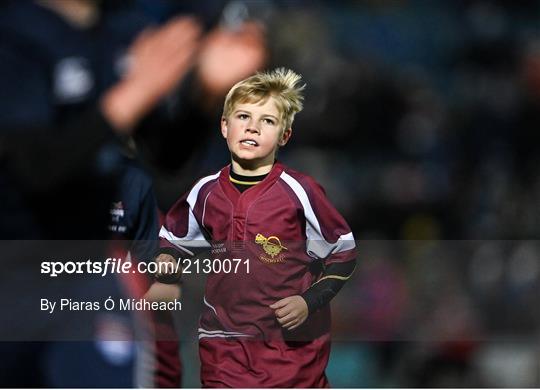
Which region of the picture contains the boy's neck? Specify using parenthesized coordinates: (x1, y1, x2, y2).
(231, 159, 273, 176)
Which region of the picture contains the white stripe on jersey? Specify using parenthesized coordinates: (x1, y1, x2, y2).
(280, 172, 356, 259)
(159, 223, 209, 256)
(187, 171, 221, 209)
(159, 171, 220, 255)
(203, 296, 218, 316)
(198, 328, 251, 336)
(200, 297, 253, 339)
(198, 327, 253, 340)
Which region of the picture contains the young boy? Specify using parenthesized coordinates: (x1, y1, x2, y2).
(155, 68, 357, 387)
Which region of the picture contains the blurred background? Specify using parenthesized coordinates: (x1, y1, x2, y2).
(1, 0, 540, 387)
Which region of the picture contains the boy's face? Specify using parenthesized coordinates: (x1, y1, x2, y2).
(221, 97, 291, 170)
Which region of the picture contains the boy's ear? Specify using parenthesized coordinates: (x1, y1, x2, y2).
(279, 128, 292, 146)
(220, 117, 228, 139)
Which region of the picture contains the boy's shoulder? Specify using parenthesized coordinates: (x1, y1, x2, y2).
(181, 167, 225, 202)
(196, 168, 223, 183)
(279, 164, 325, 195)
(193, 167, 224, 186)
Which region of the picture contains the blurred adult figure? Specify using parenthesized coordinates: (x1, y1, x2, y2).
(0, 0, 266, 386)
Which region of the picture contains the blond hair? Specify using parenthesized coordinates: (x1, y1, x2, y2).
(222, 68, 305, 131)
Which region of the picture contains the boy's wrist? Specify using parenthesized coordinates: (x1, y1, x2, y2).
(300, 289, 320, 315)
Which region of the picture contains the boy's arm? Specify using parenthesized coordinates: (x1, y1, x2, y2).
(299, 178, 357, 313)
(271, 260, 356, 330)
(153, 185, 212, 284)
(301, 259, 356, 314)
(272, 174, 357, 329)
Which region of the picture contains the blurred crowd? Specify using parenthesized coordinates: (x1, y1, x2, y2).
(1, 0, 540, 387)
(275, 0, 540, 387)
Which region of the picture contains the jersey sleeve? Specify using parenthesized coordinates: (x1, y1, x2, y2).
(296, 175, 357, 265)
(157, 187, 211, 258)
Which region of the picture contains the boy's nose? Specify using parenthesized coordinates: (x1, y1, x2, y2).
(245, 124, 260, 134)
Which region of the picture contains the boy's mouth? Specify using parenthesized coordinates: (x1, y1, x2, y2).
(240, 139, 259, 147)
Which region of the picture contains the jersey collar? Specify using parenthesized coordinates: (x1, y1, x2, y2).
(219, 161, 285, 208)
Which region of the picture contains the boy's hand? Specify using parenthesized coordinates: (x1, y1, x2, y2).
(154, 253, 181, 283)
(270, 295, 308, 331)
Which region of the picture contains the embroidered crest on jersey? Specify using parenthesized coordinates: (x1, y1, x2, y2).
(255, 234, 287, 264)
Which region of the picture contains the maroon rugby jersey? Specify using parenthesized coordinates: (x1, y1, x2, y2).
(159, 162, 356, 387)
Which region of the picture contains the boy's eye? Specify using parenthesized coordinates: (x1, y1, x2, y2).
(238, 114, 249, 120)
(263, 118, 275, 125)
